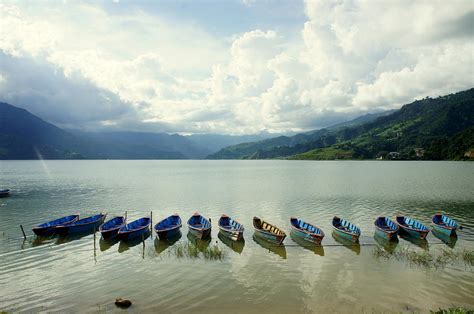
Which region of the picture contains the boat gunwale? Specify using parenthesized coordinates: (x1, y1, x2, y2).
(396, 216, 429, 233)
(431, 214, 457, 231)
(154, 214, 182, 233)
(332, 217, 360, 237)
(118, 218, 151, 234)
(99, 216, 126, 233)
(290, 217, 325, 239)
(33, 214, 80, 231)
(374, 217, 399, 235)
(253, 217, 286, 237)
(57, 214, 106, 229)
(218, 214, 244, 233)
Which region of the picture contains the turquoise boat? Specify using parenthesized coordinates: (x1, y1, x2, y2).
(396, 216, 429, 239)
(374, 217, 399, 241)
(331, 216, 360, 243)
(218, 214, 244, 241)
(290, 217, 324, 245)
(432, 214, 458, 237)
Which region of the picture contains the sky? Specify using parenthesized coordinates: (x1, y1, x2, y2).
(0, 0, 473, 135)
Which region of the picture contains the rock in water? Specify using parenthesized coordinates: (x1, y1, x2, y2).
(115, 298, 132, 308)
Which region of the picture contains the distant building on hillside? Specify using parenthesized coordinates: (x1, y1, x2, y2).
(415, 148, 425, 158)
(465, 149, 474, 158)
(387, 152, 400, 160)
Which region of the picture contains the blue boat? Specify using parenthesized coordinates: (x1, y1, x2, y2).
(0, 189, 10, 198)
(187, 213, 211, 239)
(99, 216, 126, 239)
(290, 217, 324, 245)
(32, 214, 79, 236)
(218, 214, 244, 241)
(396, 216, 429, 239)
(331, 216, 361, 243)
(374, 217, 399, 241)
(432, 214, 458, 237)
(118, 217, 151, 241)
(56, 214, 107, 235)
(154, 214, 182, 240)
(253, 217, 286, 245)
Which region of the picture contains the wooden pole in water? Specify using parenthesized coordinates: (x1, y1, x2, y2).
(125, 211, 128, 220)
(150, 211, 153, 237)
(20, 225, 26, 239)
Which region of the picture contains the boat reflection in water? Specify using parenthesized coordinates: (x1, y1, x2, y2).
(99, 237, 120, 252)
(187, 231, 211, 252)
(332, 231, 361, 255)
(118, 229, 150, 253)
(290, 231, 324, 256)
(252, 234, 286, 259)
(432, 229, 457, 248)
(374, 233, 399, 254)
(56, 230, 97, 245)
(218, 232, 245, 254)
(399, 233, 429, 250)
(154, 232, 182, 255)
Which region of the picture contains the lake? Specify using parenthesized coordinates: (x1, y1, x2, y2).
(1, 160, 473, 313)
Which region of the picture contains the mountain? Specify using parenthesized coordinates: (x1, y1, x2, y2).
(207, 110, 396, 159)
(0, 102, 87, 159)
(0, 102, 203, 159)
(186, 132, 286, 154)
(207, 88, 474, 160)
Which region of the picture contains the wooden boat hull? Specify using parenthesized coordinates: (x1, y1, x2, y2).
(291, 228, 323, 245)
(156, 226, 181, 240)
(396, 216, 429, 240)
(100, 217, 126, 239)
(254, 229, 285, 244)
(218, 228, 243, 241)
(0, 189, 10, 198)
(332, 228, 360, 243)
(375, 228, 397, 241)
(118, 217, 151, 241)
(32, 215, 80, 237)
(432, 224, 456, 237)
(56, 214, 106, 236)
(188, 226, 211, 239)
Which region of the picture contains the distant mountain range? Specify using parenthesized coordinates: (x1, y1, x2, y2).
(1, 88, 473, 160)
(208, 88, 474, 160)
(0, 102, 291, 159)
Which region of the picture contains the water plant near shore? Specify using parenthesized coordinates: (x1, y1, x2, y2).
(373, 246, 474, 269)
(170, 242, 225, 260)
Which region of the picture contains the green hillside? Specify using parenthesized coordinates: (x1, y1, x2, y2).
(209, 88, 474, 160)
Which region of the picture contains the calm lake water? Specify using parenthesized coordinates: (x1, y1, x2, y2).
(1, 160, 473, 313)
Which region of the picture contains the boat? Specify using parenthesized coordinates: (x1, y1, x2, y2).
(218, 214, 244, 241)
(432, 214, 458, 237)
(331, 216, 361, 243)
(253, 217, 286, 245)
(395, 216, 429, 239)
(32, 214, 80, 236)
(0, 189, 10, 197)
(374, 216, 399, 241)
(187, 213, 211, 239)
(99, 216, 126, 239)
(56, 214, 107, 235)
(154, 214, 182, 240)
(290, 217, 324, 245)
(117, 217, 151, 241)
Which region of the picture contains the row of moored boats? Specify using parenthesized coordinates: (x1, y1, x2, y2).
(31, 212, 459, 245)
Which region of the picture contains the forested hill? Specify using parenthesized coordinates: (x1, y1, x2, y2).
(208, 88, 474, 160)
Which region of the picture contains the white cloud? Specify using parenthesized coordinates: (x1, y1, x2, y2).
(0, 1, 472, 134)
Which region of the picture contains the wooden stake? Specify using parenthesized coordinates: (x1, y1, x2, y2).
(20, 225, 26, 239)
